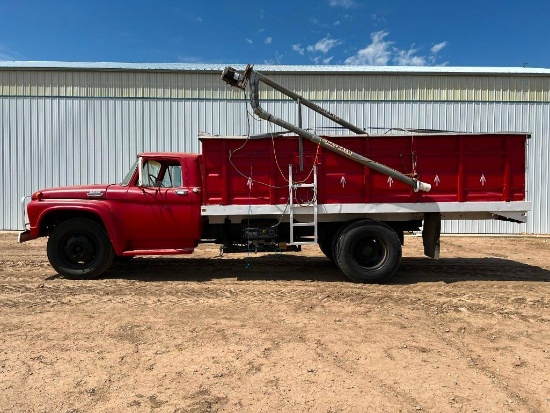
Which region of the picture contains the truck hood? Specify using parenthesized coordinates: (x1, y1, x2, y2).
(37, 184, 112, 200)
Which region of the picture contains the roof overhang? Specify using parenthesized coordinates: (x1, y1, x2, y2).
(1, 61, 549, 76)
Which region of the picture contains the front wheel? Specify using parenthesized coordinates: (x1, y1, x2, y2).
(47, 218, 114, 279)
(334, 220, 401, 283)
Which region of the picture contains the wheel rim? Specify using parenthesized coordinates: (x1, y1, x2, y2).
(60, 233, 98, 267)
(352, 236, 387, 269)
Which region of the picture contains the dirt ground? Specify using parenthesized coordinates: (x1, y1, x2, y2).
(1, 232, 549, 413)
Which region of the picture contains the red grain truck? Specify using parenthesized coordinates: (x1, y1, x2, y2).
(18, 66, 531, 283)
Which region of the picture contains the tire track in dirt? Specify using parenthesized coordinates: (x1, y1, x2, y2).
(387, 294, 548, 412)
(2, 276, 549, 327)
(429, 325, 544, 412)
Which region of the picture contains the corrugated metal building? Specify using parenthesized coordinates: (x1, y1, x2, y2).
(1, 62, 549, 233)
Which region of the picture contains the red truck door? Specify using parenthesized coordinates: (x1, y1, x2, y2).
(121, 157, 201, 251)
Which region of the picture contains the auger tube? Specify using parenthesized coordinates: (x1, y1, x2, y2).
(221, 65, 431, 192)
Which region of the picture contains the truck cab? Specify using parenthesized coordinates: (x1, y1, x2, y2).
(118, 153, 202, 252)
(19, 153, 203, 279)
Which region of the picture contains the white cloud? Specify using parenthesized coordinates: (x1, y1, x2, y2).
(307, 37, 341, 54)
(344, 31, 392, 65)
(292, 36, 342, 63)
(395, 47, 426, 66)
(431, 41, 448, 54)
(312, 55, 334, 65)
(345, 31, 449, 66)
(246, 38, 253, 45)
(292, 44, 305, 55)
(328, 0, 355, 8)
(263, 51, 284, 65)
(265, 36, 273, 45)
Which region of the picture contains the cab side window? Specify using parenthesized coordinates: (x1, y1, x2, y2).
(161, 165, 182, 187)
(142, 160, 183, 188)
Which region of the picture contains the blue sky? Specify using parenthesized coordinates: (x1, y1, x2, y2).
(1, 0, 549, 68)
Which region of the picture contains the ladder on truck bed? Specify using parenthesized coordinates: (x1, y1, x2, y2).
(288, 165, 318, 246)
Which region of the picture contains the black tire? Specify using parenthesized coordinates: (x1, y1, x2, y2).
(47, 218, 114, 279)
(335, 220, 401, 283)
(318, 235, 335, 262)
(317, 223, 349, 264)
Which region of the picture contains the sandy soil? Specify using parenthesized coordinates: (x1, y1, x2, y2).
(0, 232, 549, 413)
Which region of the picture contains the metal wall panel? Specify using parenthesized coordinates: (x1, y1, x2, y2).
(2, 69, 550, 102)
(253, 73, 550, 103)
(1, 67, 549, 234)
(0, 96, 251, 230)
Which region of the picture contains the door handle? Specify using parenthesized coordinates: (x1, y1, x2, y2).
(174, 190, 189, 196)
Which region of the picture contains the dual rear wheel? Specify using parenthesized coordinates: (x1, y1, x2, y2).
(320, 220, 402, 284)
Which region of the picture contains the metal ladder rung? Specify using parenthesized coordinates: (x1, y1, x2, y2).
(293, 222, 316, 227)
(294, 183, 315, 188)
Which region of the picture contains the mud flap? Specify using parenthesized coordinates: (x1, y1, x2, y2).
(422, 212, 441, 259)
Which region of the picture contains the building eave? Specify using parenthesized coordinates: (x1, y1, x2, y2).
(0, 61, 549, 76)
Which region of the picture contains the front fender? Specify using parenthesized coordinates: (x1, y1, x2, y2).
(31, 201, 126, 255)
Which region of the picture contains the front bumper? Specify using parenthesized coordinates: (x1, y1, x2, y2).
(19, 195, 33, 243)
(18, 230, 33, 243)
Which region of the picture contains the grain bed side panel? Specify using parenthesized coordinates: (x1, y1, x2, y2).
(200, 134, 527, 206)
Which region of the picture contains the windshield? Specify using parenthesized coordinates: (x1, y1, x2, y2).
(120, 159, 138, 186)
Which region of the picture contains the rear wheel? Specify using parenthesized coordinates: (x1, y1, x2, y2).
(47, 218, 114, 279)
(318, 234, 335, 262)
(335, 220, 401, 283)
(318, 223, 349, 264)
